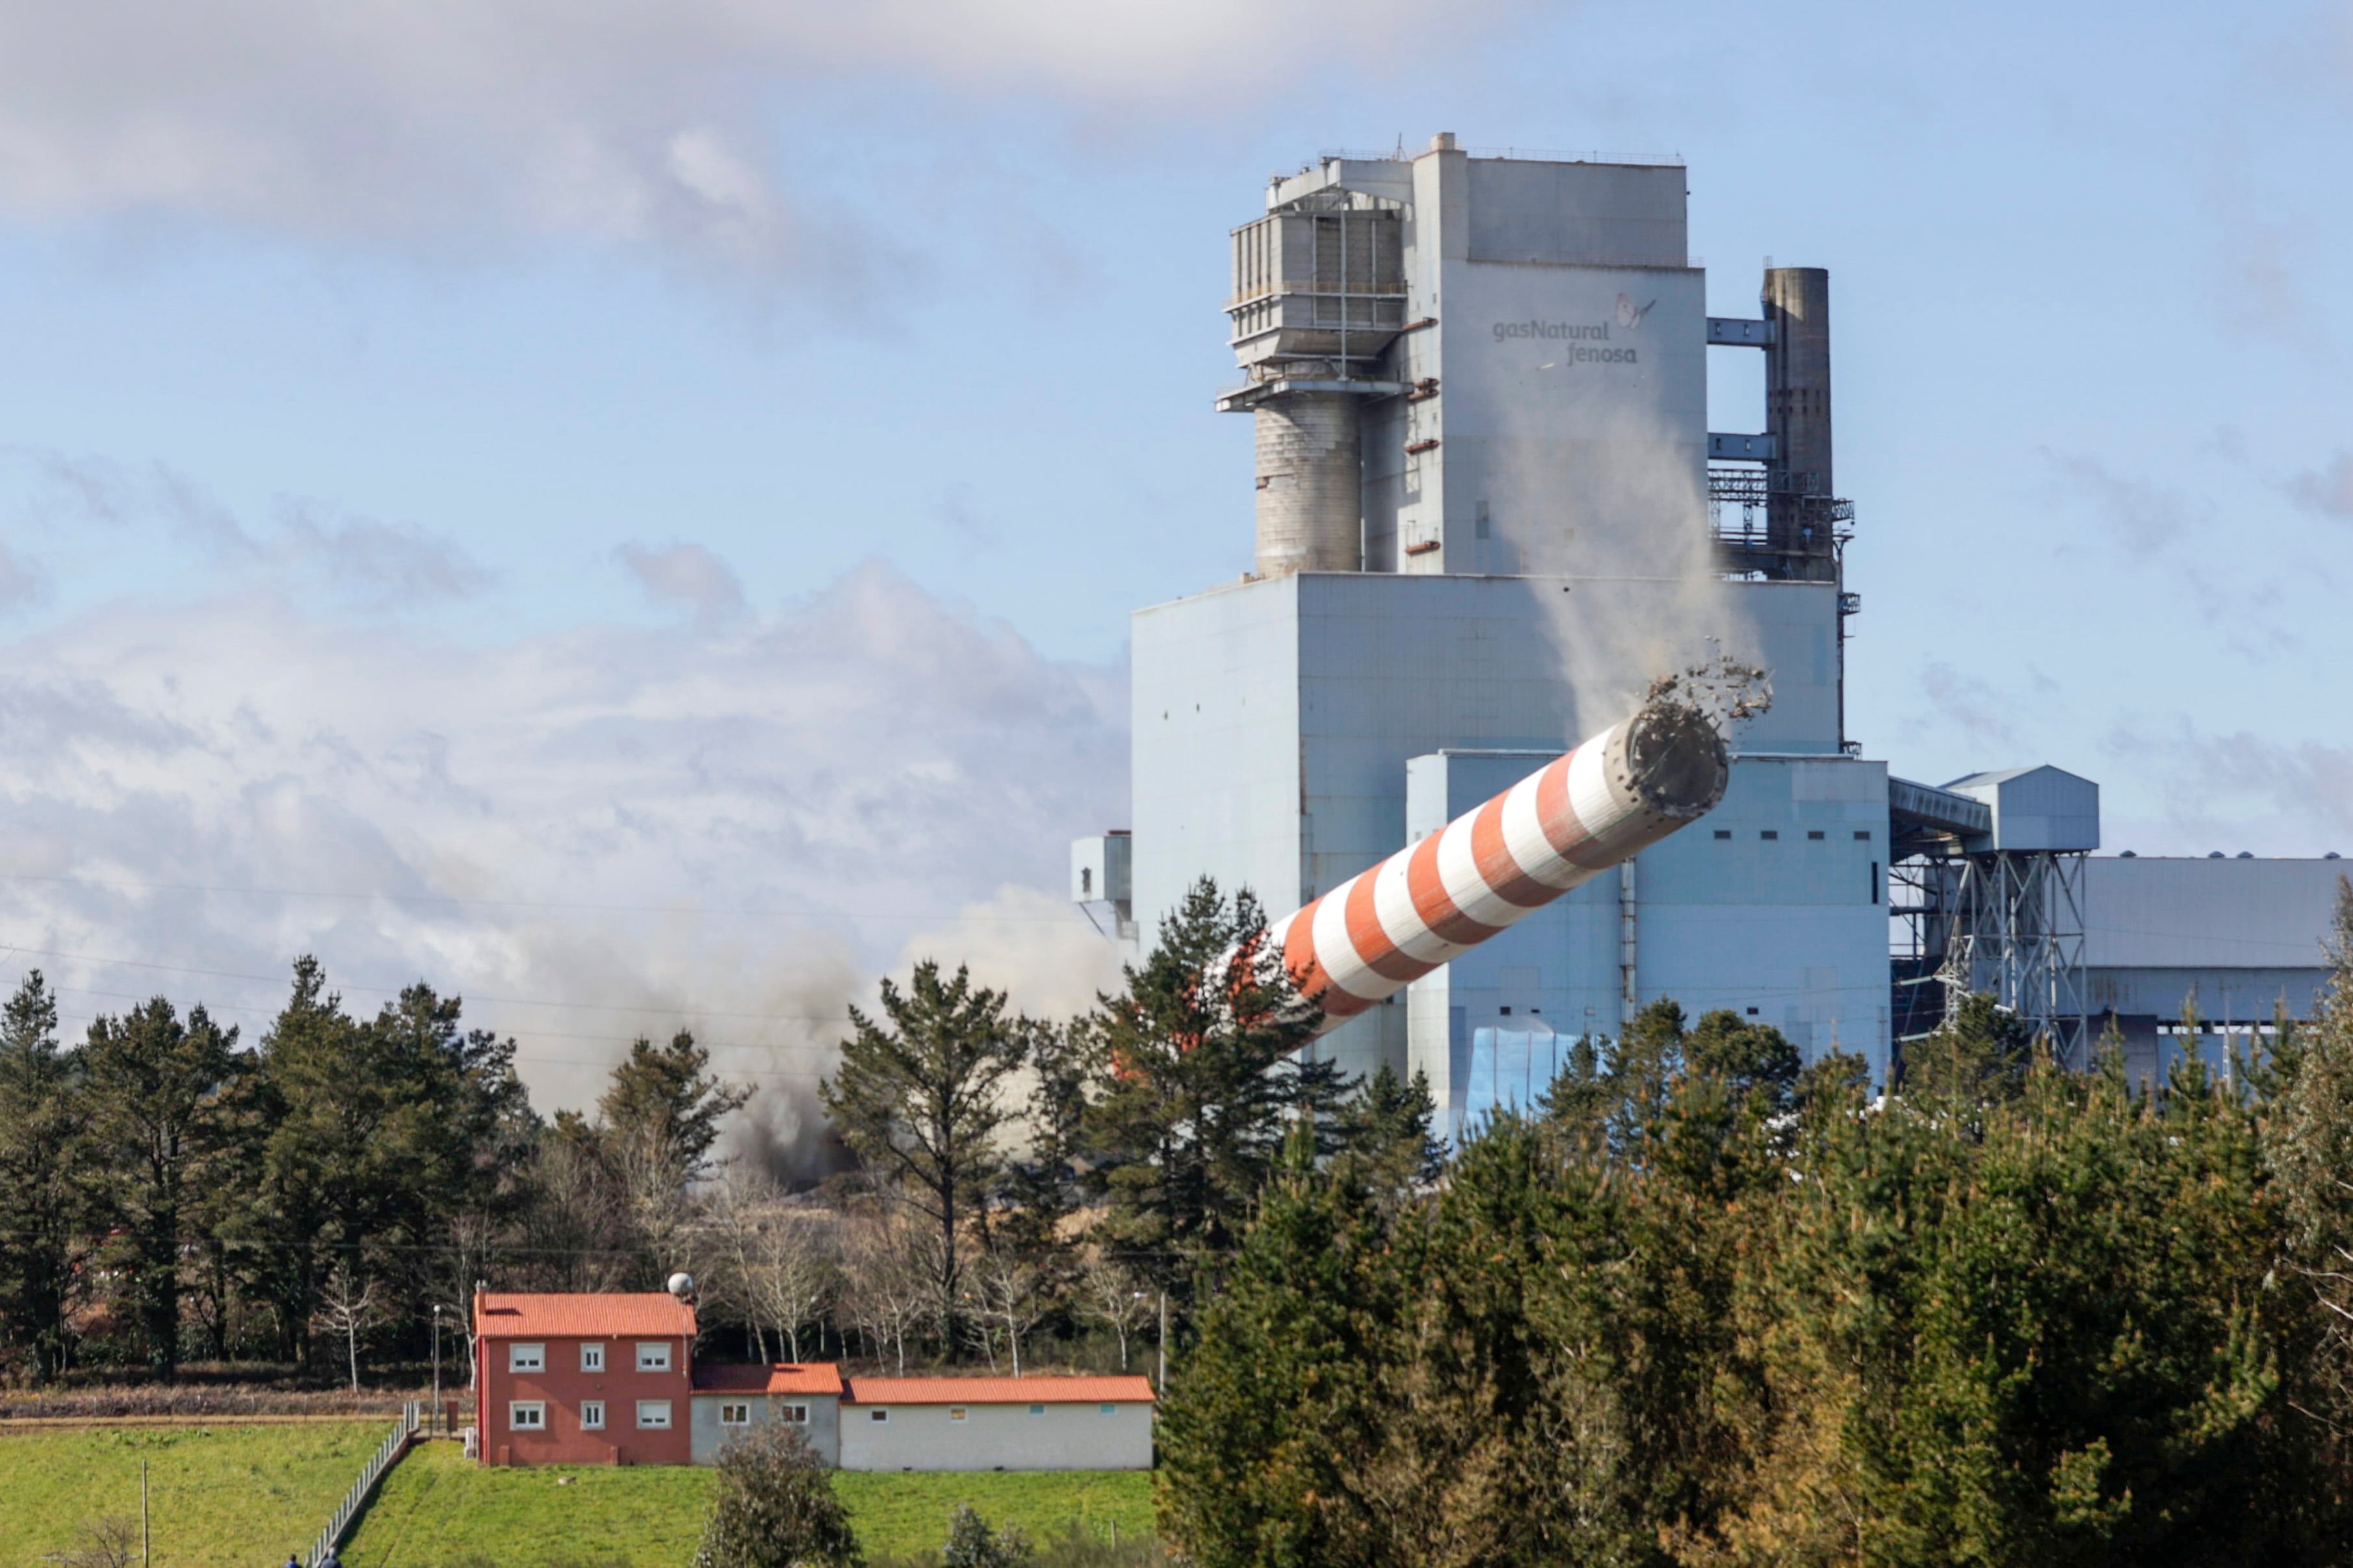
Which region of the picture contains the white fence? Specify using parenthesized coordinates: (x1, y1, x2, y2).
(306, 1402, 419, 1567)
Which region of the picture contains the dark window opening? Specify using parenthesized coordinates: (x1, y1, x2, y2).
(1854, 829, 1872, 841)
(1760, 830, 1778, 841)
(1713, 829, 1732, 840)
(1808, 829, 1825, 840)
(1869, 861, 1880, 905)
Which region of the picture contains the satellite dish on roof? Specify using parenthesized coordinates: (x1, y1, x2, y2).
(668, 1272, 696, 1299)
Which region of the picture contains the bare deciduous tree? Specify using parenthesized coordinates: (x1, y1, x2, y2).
(315, 1259, 381, 1394)
(965, 1251, 1048, 1377)
(842, 1204, 939, 1376)
(42, 1516, 138, 1568)
(1078, 1259, 1156, 1372)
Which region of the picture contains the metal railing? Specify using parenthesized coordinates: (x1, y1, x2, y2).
(305, 1401, 419, 1567)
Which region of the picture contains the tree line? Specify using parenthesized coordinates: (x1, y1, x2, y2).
(0, 953, 755, 1383)
(1155, 924, 2353, 1565)
(0, 881, 1438, 1386)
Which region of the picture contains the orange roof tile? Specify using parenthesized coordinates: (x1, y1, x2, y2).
(472, 1292, 697, 1339)
(693, 1363, 845, 1396)
(844, 1376, 1155, 1406)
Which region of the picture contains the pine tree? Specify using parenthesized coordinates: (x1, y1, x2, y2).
(1082, 879, 1324, 1304)
(1157, 1122, 1410, 1567)
(0, 973, 84, 1380)
(83, 998, 244, 1376)
(1336, 1063, 1445, 1200)
(821, 961, 1030, 1355)
(599, 1028, 755, 1182)
(2267, 877, 2353, 1450)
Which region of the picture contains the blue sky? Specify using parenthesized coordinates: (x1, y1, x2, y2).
(0, 0, 2343, 1118)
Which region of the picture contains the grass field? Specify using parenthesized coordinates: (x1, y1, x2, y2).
(0, 1422, 382, 1568)
(345, 1441, 1156, 1565)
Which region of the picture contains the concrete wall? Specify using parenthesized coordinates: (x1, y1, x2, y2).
(1404, 752, 1892, 1122)
(1349, 149, 1705, 577)
(838, 1402, 1154, 1472)
(1131, 572, 1845, 1083)
(690, 1393, 842, 1467)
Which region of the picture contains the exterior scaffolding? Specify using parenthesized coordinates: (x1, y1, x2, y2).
(1888, 770, 2094, 1069)
(1929, 851, 2090, 1066)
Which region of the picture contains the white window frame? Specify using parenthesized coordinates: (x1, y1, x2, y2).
(778, 1403, 809, 1424)
(868, 1408, 889, 1422)
(580, 1343, 604, 1373)
(636, 1341, 672, 1372)
(580, 1400, 605, 1431)
(508, 1400, 545, 1431)
(636, 1399, 673, 1430)
(719, 1402, 751, 1426)
(508, 1343, 545, 1374)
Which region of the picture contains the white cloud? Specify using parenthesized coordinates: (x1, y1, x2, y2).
(0, 0, 1526, 273)
(0, 555, 1128, 1141)
(618, 540, 749, 629)
(5, 448, 490, 608)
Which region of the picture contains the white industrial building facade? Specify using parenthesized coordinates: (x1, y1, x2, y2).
(1074, 135, 2345, 1117)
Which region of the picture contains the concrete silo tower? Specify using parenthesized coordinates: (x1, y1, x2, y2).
(1222, 175, 1409, 574)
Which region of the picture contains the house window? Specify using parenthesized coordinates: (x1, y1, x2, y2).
(1808, 830, 1825, 840)
(636, 1342, 672, 1372)
(580, 1400, 605, 1430)
(778, 1404, 809, 1424)
(720, 1402, 751, 1426)
(1713, 829, 1731, 840)
(869, 1409, 889, 1422)
(509, 1401, 545, 1430)
(949, 1407, 968, 1423)
(1760, 830, 1778, 841)
(1100, 1404, 1117, 1414)
(508, 1343, 545, 1373)
(1854, 830, 1873, 842)
(636, 1400, 673, 1430)
(1028, 1404, 1045, 1416)
(580, 1343, 604, 1373)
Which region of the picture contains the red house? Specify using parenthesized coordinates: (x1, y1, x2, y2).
(472, 1290, 697, 1466)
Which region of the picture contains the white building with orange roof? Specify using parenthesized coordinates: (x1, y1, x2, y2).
(839, 1376, 1157, 1472)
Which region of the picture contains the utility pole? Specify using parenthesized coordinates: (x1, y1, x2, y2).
(431, 1304, 442, 1437)
(141, 1459, 149, 1567)
(1156, 1291, 1167, 1391)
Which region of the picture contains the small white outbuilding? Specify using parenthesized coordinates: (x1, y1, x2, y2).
(837, 1376, 1156, 1472)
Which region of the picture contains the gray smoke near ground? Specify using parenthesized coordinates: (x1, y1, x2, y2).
(0, 516, 1128, 1179)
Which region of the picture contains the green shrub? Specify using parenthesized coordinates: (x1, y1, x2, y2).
(693, 1424, 862, 1568)
(941, 1505, 1030, 1568)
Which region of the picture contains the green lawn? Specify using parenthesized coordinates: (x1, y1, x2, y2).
(344, 1441, 1155, 1565)
(0, 1422, 383, 1568)
(837, 1469, 1155, 1558)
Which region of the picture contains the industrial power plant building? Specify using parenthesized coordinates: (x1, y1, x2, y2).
(1072, 136, 2345, 1128)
